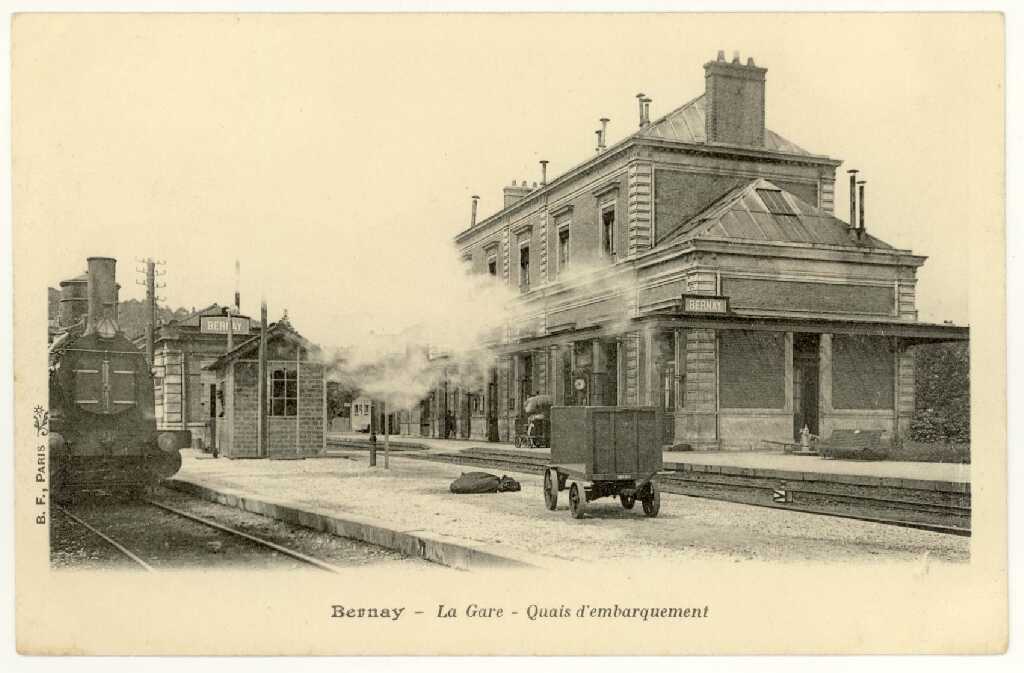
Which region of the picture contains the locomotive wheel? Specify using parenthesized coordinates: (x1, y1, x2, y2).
(543, 469, 559, 510)
(620, 493, 636, 510)
(513, 436, 522, 448)
(642, 483, 661, 518)
(569, 482, 586, 519)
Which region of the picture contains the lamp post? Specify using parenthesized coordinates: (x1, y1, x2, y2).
(369, 400, 377, 467)
(383, 400, 390, 469)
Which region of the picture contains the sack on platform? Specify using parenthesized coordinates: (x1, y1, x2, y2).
(498, 475, 521, 492)
(449, 472, 522, 494)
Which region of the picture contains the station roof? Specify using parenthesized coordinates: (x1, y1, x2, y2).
(658, 178, 896, 250)
(456, 92, 835, 245)
(638, 94, 811, 156)
(170, 303, 254, 329)
(204, 320, 317, 371)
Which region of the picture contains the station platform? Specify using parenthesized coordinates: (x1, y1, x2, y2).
(327, 433, 971, 484)
(172, 448, 969, 569)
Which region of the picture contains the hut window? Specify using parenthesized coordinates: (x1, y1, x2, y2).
(270, 368, 298, 416)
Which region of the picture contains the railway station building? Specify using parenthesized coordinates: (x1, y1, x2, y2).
(142, 304, 256, 449)
(408, 51, 967, 450)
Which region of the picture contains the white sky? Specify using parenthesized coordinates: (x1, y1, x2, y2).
(15, 13, 999, 349)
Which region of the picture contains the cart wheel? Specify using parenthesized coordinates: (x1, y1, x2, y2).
(620, 493, 636, 510)
(513, 435, 522, 448)
(569, 482, 586, 519)
(642, 483, 661, 518)
(543, 469, 559, 511)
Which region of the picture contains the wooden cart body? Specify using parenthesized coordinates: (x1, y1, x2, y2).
(550, 406, 662, 478)
(545, 406, 663, 518)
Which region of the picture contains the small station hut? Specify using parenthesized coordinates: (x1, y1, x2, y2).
(205, 317, 326, 458)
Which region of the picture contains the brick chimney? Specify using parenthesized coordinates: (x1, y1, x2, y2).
(704, 50, 767, 147)
(503, 180, 533, 208)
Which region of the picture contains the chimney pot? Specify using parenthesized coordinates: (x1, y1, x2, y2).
(471, 195, 479, 227)
(636, 93, 648, 127)
(503, 182, 532, 208)
(847, 169, 859, 231)
(857, 180, 866, 237)
(747, 57, 756, 66)
(717, 50, 726, 62)
(732, 50, 741, 63)
(704, 54, 766, 146)
(539, 159, 548, 186)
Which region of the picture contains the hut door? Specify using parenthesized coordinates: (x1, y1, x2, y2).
(208, 385, 217, 451)
(793, 334, 820, 439)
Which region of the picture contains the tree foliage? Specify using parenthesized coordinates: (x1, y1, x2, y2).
(911, 342, 970, 444)
(326, 380, 360, 418)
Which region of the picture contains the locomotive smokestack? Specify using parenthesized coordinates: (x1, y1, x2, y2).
(85, 256, 120, 338)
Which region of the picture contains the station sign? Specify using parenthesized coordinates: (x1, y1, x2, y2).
(200, 316, 251, 335)
(680, 294, 730, 314)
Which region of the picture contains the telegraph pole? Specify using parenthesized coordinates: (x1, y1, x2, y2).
(258, 299, 268, 458)
(136, 258, 165, 368)
(227, 259, 240, 352)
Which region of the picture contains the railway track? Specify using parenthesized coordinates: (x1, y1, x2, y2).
(54, 498, 340, 572)
(327, 440, 971, 536)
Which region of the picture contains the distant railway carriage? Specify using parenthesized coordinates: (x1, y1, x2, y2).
(351, 396, 372, 433)
(48, 257, 188, 499)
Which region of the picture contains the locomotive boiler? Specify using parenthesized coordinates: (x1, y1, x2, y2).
(48, 256, 188, 499)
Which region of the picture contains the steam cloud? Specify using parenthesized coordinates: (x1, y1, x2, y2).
(317, 230, 642, 413)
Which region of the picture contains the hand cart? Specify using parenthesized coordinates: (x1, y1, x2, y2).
(542, 406, 663, 519)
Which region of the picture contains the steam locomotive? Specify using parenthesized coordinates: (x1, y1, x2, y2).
(48, 257, 188, 500)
